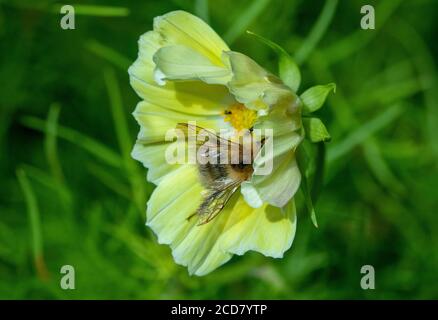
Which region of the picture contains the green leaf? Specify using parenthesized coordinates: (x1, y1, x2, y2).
(311, 143, 326, 201)
(247, 30, 301, 91)
(279, 55, 301, 92)
(301, 83, 336, 113)
(302, 174, 318, 228)
(297, 146, 319, 228)
(303, 118, 331, 143)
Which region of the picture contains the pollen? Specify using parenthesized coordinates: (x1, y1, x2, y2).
(224, 103, 257, 131)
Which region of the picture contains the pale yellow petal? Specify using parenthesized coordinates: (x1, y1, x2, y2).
(147, 165, 203, 243)
(132, 142, 180, 184)
(153, 45, 231, 85)
(130, 72, 232, 115)
(224, 51, 296, 111)
(129, 31, 164, 85)
(129, 24, 232, 116)
(219, 197, 297, 258)
(171, 200, 237, 275)
(255, 106, 301, 136)
(153, 10, 229, 65)
(133, 101, 224, 143)
(251, 132, 302, 207)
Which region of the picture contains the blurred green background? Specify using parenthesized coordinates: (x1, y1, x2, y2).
(1, 0, 437, 299)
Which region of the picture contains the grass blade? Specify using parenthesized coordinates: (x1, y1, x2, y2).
(103, 68, 146, 212)
(16, 168, 49, 280)
(363, 140, 406, 194)
(223, 0, 271, 45)
(322, 0, 402, 65)
(45, 103, 65, 184)
(86, 40, 131, 71)
(294, 0, 338, 65)
(87, 162, 131, 199)
(53, 4, 130, 17)
(21, 116, 123, 169)
(246, 30, 301, 91)
(327, 104, 403, 163)
(195, 0, 210, 23)
(21, 164, 72, 206)
(307, 55, 407, 193)
(103, 68, 132, 164)
(391, 20, 438, 159)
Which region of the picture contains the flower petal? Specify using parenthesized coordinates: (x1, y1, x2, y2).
(153, 45, 231, 85)
(255, 105, 301, 137)
(224, 51, 293, 110)
(129, 21, 232, 116)
(147, 165, 203, 243)
(133, 101, 224, 143)
(223, 51, 269, 109)
(153, 10, 229, 65)
(251, 132, 302, 207)
(130, 71, 232, 115)
(132, 141, 179, 184)
(219, 197, 297, 258)
(240, 181, 263, 208)
(129, 31, 163, 85)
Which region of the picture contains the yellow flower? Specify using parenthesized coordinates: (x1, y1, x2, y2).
(129, 10, 303, 275)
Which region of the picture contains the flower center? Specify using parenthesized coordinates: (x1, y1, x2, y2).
(224, 103, 257, 131)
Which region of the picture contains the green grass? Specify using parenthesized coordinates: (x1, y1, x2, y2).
(1, 0, 437, 299)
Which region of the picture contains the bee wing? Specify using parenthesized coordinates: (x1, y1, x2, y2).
(177, 122, 246, 165)
(195, 180, 240, 225)
(176, 123, 242, 149)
